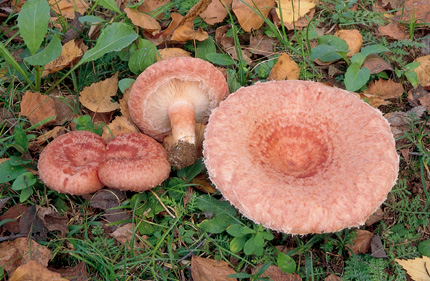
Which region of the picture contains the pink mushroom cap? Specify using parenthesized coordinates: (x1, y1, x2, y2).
(203, 80, 399, 235)
(38, 131, 106, 195)
(128, 56, 229, 141)
(98, 133, 170, 192)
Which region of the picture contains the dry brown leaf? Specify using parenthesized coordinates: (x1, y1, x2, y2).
(215, 25, 252, 64)
(414, 55, 430, 88)
(110, 223, 142, 246)
(276, 0, 316, 26)
(158, 12, 183, 38)
(324, 274, 342, 281)
(408, 85, 430, 107)
(378, 22, 408, 40)
(364, 79, 404, 100)
(232, 0, 275, 32)
(191, 174, 216, 194)
(43, 40, 85, 76)
(395, 0, 430, 23)
(334, 29, 362, 57)
(138, 0, 171, 19)
(181, 0, 212, 24)
(125, 7, 161, 33)
(48, 0, 88, 19)
(365, 207, 384, 226)
(252, 265, 302, 281)
(52, 95, 75, 125)
(200, 0, 233, 24)
(0, 204, 28, 236)
(396, 256, 430, 281)
(191, 256, 238, 281)
(32, 126, 66, 145)
(268, 53, 300, 81)
(36, 206, 69, 237)
(79, 73, 120, 113)
(249, 32, 277, 56)
(48, 262, 88, 281)
(119, 86, 132, 118)
(171, 21, 208, 42)
(385, 106, 426, 137)
(0, 238, 52, 275)
(362, 54, 393, 74)
(20, 91, 57, 127)
(359, 94, 389, 108)
(10, 260, 67, 281)
(347, 230, 374, 255)
(101, 116, 139, 142)
(156, 48, 191, 61)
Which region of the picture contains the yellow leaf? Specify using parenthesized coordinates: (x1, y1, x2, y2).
(276, 0, 317, 25)
(171, 21, 208, 42)
(48, 0, 88, 19)
(79, 73, 120, 113)
(232, 0, 275, 32)
(20, 91, 57, 127)
(156, 48, 191, 61)
(334, 29, 362, 57)
(10, 260, 67, 281)
(414, 55, 430, 88)
(43, 40, 86, 76)
(396, 256, 430, 281)
(268, 53, 300, 81)
(101, 116, 139, 142)
(200, 0, 233, 25)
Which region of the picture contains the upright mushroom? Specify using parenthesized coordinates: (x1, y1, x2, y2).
(128, 57, 229, 168)
(38, 131, 106, 195)
(98, 133, 170, 192)
(203, 80, 399, 235)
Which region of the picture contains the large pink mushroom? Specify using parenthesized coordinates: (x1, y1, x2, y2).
(38, 131, 106, 195)
(203, 80, 399, 235)
(128, 57, 229, 168)
(98, 133, 170, 192)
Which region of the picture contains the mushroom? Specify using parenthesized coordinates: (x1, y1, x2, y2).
(128, 57, 229, 169)
(98, 132, 170, 192)
(38, 131, 106, 195)
(203, 80, 399, 235)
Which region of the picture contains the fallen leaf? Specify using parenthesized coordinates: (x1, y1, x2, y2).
(408, 85, 430, 107)
(248, 32, 277, 56)
(32, 126, 65, 146)
(125, 7, 161, 33)
(138, 0, 171, 19)
(268, 53, 300, 81)
(49, 262, 88, 281)
(378, 22, 408, 40)
(0, 204, 28, 236)
(156, 48, 191, 61)
(110, 223, 143, 247)
(191, 174, 216, 194)
(52, 95, 75, 125)
(396, 256, 430, 281)
(200, 0, 233, 24)
(36, 206, 69, 237)
(359, 94, 389, 108)
(157, 12, 183, 38)
(48, 0, 88, 19)
(384, 106, 426, 137)
(191, 256, 238, 281)
(181, 0, 212, 24)
(334, 29, 362, 57)
(43, 40, 86, 76)
(414, 55, 430, 88)
(79, 73, 120, 113)
(362, 54, 393, 74)
(90, 189, 130, 231)
(325, 274, 342, 281)
(252, 264, 302, 281)
(365, 207, 384, 226)
(171, 21, 208, 42)
(20, 91, 57, 127)
(101, 116, 139, 142)
(276, 0, 316, 27)
(215, 25, 252, 64)
(380, 0, 404, 9)
(119, 86, 132, 119)
(363, 79, 404, 99)
(10, 260, 67, 281)
(0, 238, 52, 275)
(395, 0, 430, 23)
(232, 0, 275, 32)
(19, 205, 47, 241)
(370, 234, 387, 258)
(347, 230, 374, 255)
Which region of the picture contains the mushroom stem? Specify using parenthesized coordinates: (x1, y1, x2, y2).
(168, 101, 196, 145)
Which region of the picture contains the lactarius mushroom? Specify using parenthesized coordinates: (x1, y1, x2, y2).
(203, 80, 399, 235)
(98, 133, 170, 192)
(128, 57, 229, 169)
(38, 131, 106, 195)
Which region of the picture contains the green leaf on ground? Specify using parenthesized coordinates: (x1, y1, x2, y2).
(98, 0, 122, 14)
(418, 239, 430, 257)
(24, 35, 62, 66)
(277, 251, 296, 273)
(0, 161, 26, 184)
(344, 63, 370, 91)
(206, 53, 235, 66)
(129, 39, 157, 74)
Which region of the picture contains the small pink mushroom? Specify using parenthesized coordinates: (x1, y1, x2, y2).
(38, 131, 106, 195)
(98, 133, 170, 192)
(128, 57, 229, 168)
(203, 80, 399, 235)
